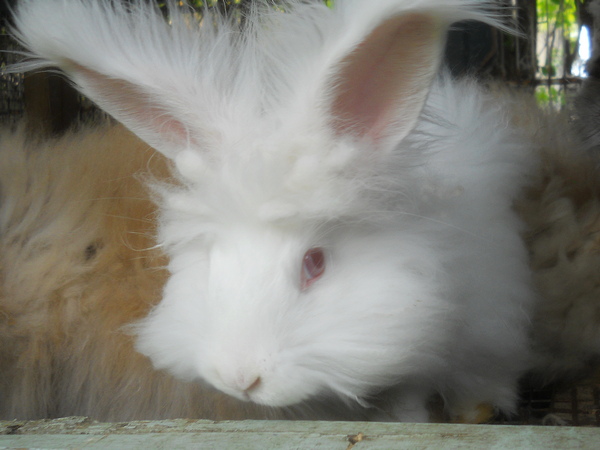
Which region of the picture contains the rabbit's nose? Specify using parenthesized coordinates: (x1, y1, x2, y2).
(219, 369, 262, 396)
(236, 373, 261, 393)
(243, 376, 262, 394)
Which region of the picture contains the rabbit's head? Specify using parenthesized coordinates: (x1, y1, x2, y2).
(11, 0, 502, 407)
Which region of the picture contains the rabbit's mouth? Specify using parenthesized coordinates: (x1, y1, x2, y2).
(207, 370, 308, 407)
(200, 352, 334, 408)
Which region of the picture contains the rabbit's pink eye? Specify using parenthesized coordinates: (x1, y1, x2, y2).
(300, 248, 325, 290)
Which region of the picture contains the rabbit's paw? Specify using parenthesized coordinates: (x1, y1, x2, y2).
(388, 389, 433, 423)
(452, 402, 496, 424)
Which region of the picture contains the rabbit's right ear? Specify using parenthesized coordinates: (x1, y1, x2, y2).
(10, 1, 208, 161)
(324, 11, 444, 151)
(63, 62, 199, 159)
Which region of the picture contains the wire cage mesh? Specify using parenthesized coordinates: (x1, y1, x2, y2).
(0, 31, 24, 123)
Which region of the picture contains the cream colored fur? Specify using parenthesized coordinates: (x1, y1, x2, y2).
(0, 124, 283, 420)
(515, 106, 600, 384)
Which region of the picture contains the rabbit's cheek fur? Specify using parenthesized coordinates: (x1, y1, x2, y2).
(139, 226, 451, 408)
(197, 235, 379, 407)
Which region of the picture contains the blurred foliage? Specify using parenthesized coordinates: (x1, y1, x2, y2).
(535, 83, 566, 106)
(154, 0, 333, 29)
(158, 1, 241, 7)
(157, 0, 332, 10)
(536, 0, 581, 108)
(157, 0, 244, 9)
(537, 0, 579, 76)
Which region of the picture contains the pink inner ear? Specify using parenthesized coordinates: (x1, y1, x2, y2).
(67, 62, 193, 154)
(330, 13, 442, 143)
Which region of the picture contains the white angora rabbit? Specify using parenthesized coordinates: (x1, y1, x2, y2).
(1, 0, 574, 423)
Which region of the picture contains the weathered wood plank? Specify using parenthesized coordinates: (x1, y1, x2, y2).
(1, 417, 599, 449)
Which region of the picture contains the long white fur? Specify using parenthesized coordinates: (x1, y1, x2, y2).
(6, 0, 538, 422)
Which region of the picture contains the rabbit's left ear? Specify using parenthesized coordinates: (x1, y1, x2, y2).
(326, 12, 444, 149)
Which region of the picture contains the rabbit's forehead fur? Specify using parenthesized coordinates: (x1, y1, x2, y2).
(160, 130, 396, 236)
